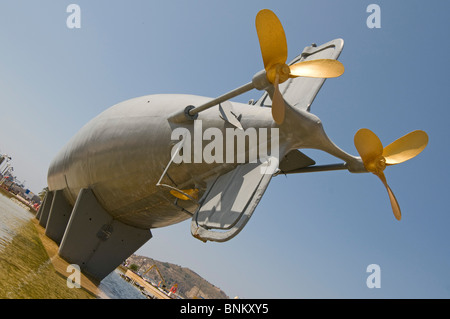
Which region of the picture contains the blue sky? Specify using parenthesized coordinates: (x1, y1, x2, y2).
(0, 1, 449, 298)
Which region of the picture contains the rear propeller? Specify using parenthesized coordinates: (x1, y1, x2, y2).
(255, 9, 345, 124)
(181, 9, 345, 122)
(354, 129, 428, 220)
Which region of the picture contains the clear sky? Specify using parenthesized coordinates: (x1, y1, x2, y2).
(0, 0, 449, 299)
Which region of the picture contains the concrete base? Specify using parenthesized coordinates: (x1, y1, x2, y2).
(58, 188, 152, 281)
(37, 191, 54, 227)
(45, 190, 73, 245)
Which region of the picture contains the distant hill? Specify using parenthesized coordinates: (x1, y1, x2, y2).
(126, 254, 229, 299)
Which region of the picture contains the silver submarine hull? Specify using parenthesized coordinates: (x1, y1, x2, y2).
(41, 92, 277, 281)
(47, 93, 274, 230)
(39, 38, 355, 282)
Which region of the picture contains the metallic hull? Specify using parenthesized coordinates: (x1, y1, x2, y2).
(47, 94, 274, 229)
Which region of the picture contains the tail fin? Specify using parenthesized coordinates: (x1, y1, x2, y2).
(255, 38, 344, 112)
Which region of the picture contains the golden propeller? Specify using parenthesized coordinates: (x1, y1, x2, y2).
(170, 188, 199, 201)
(255, 9, 345, 124)
(354, 128, 428, 220)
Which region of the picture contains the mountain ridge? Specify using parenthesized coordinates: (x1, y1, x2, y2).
(126, 254, 229, 299)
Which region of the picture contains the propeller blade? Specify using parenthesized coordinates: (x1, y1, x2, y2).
(271, 74, 285, 124)
(354, 128, 383, 166)
(170, 188, 199, 201)
(255, 9, 345, 125)
(376, 172, 402, 220)
(383, 130, 428, 165)
(255, 9, 288, 70)
(289, 59, 345, 78)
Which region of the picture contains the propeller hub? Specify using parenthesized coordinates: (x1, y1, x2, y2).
(354, 128, 428, 221)
(266, 63, 291, 84)
(365, 155, 386, 175)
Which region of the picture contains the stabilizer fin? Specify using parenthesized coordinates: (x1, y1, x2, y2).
(191, 156, 278, 242)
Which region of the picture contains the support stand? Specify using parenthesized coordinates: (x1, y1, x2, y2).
(58, 188, 152, 281)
